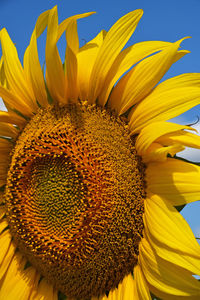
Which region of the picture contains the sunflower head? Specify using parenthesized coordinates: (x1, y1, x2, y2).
(0, 5, 200, 300)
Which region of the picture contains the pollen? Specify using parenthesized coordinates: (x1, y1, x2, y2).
(5, 103, 146, 299)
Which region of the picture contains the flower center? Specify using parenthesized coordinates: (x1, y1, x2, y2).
(5, 103, 146, 299)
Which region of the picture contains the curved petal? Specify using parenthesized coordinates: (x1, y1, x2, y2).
(29, 278, 58, 300)
(45, 6, 65, 104)
(144, 195, 200, 257)
(121, 273, 135, 300)
(88, 9, 143, 104)
(34, 9, 50, 37)
(144, 196, 200, 278)
(0, 86, 34, 116)
(0, 160, 10, 177)
(0, 219, 8, 234)
(147, 158, 200, 205)
(65, 19, 79, 101)
(0, 191, 4, 204)
(0, 29, 37, 112)
(0, 240, 16, 280)
(146, 229, 200, 277)
(0, 230, 12, 266)
(109, 38, 189, 115)
(99, 40, 172, 107)
(106, 273, 135, 300)
(64, 13, 95, 102)
(0, 138, 13, 153)
(134, 264, 151, 299)
(0, 206, 6, 219)
(142, 142, 184, 162)
(24, 31, 48, 107)
(0, 111, 26, 127)
(129, 74, 200, 134)
(57, 12, 95, 42)
(23, 9, 50, 107)
(77, 30, 107, 101)
(0, 56, 8, 88)
(157, 130, 200, 149)
(0, 265, 39, 300)
(139, 237, 200, 298)
(135, 121, 194, 156)
(92, 273, 135, 300)
(0, 122, 19, 138)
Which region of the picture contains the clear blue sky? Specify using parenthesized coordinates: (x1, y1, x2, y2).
(0, 0, 200, 238)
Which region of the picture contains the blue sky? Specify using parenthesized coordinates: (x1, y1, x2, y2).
(0, 0, 200, 237)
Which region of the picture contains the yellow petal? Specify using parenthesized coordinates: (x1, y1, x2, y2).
(129, 74, 200, 134)
(0, 162, 9, 175)
(46, 9, 94, 104)
(0, 153, 10, 166)
(0, 111, 26, 127)
(23, 9, 50, 107)
(157, 130, 200, 149)
(92, 273, 135, 300)
(65, 19, 79, 102)
(64, 13, 95, 102)
(0, 206, 5, 219)
(104, 283, 122, 299)
(147, 157, 200, 205)
(88, 9, 143, 104)
(144, 196, 200, 277)
(0, 122, 19, 138)
(109, 38, 189, 115)
(0, 29, 37, 112)
(24, 30, 48, 107)
(0, 241, 16, 280)
(121, 273, 135, 300)
(0, 265, 38, 300)
(0, 191, 4, 204)
(29, 277, 58, 300)
(135, 121, 195, 156)
(139, 237, 200, 298)
(106, 274, 134, 300)
(134, 264, 151, 300)
(34, 9, 50, 38)
(45, 6, 65, 104)
(0, 230, 12, 265)
(0, 165, 8, 173)
(57, 12, 95, 42)
(0, 56, 8, 88)
(0, 85, 34, 116)
(0, 179, 6, 186)
(145, 227, 200, 278)
(142, 142, 184, 162)
(99, 40, 172, 107)
(0, 138, 12, 153)
(151, 72, 200, 89)
(144, 195, 200, 257)
(77, 30, 107, 101)
(149, 287, 200, 300)
(0, 219, 8, 234)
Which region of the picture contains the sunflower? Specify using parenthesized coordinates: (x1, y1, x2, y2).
(1, 5, 200, 300)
